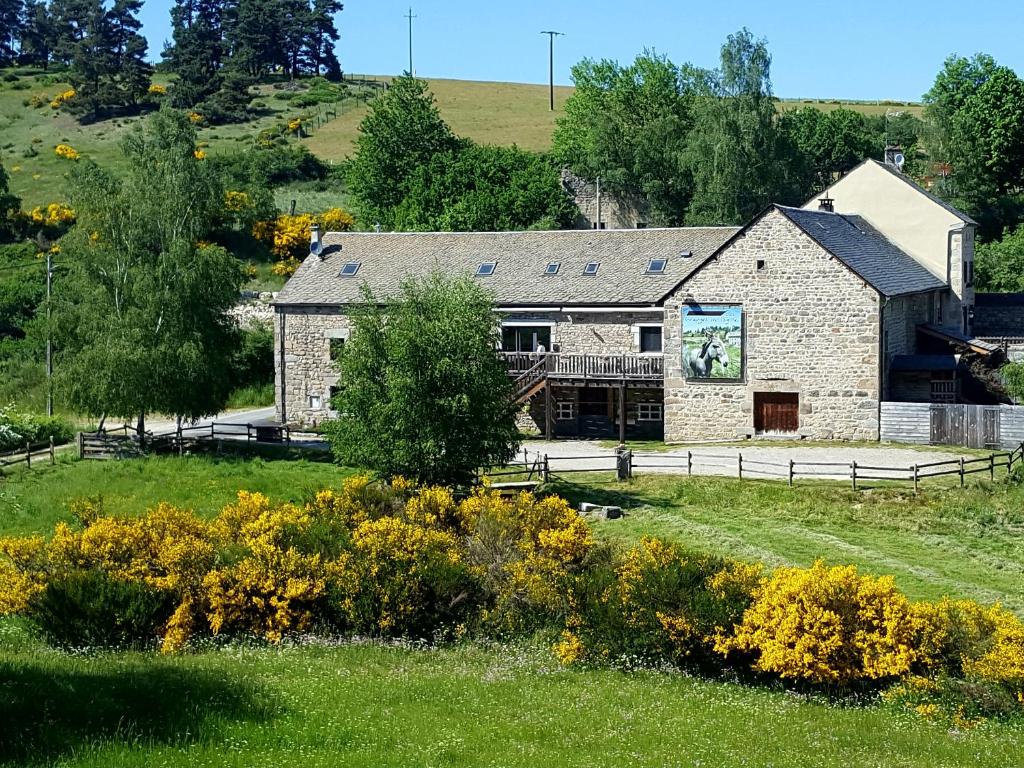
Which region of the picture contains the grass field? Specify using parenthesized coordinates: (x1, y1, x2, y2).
(2, 633, 1021, 768)
(1, 456, 1022, 766)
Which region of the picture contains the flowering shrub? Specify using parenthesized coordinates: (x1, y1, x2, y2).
(252, 207, 355, 276)
(49, 89, 75, 109)
(188, 111, 203, 124)
(718, 561, 921, 685)
(54, 144, 79, 160)
(28, 202, 75, 228)
(193, 148, 207, 160)
(224, 190, 254, 213)
(147, 83, 167, 96)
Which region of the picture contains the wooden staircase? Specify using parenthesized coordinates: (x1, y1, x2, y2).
(513, 358, 548, 403)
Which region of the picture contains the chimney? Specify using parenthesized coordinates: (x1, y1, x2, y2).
(310, 223, 323, 259)
(884, 145, 905, 173)
(818, 195, 834, 213)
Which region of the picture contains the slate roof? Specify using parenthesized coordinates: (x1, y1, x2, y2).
(273, 227, 739, 307)
(777, 206, 948, 297)
(868, 160, 978, 226)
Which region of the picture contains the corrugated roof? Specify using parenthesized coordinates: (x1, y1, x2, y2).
(778, 206, 947, 297)
(273, 227, 739, 307)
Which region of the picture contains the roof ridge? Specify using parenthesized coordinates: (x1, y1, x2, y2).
(321, 226, 742, 237)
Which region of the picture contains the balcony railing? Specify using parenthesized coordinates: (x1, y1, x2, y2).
(501, 352, 664, 381)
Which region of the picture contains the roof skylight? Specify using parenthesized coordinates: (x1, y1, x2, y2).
(476, 262, 496, 277)
(339, 262, 361, 277)
(647, 258, 667, 274)
(583, 261, 600, 275)
(545, 262, 560, 275)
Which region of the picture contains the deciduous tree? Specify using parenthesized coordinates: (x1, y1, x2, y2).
(325, 273, 520, 486)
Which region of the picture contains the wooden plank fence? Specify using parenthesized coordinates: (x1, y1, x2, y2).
(881, 401, 1024, 450)
(78, 423, 292, 460)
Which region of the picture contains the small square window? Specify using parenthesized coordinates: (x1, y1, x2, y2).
(329, 337, 345, 362)
(309, 394, 322, 410)
(636, 402, 663, 422)
(339, 262, 361, 277)
(647, 258, 667, 274)
(583, 261, 600, 275)
(476, 262, 496, 276)
(545, 262, 560, 275)
(756, 259, 766, 271)
(639, 326, 662, 353)
(556, 401, 575, 420)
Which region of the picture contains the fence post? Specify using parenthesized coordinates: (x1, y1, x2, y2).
(542, 454, 549, 483)
(788, 459, 794, 487)
(49, 436, 55, 466)
(851, 461, 857, 491)
(912, 464, 919, 495)
(959, 457, 965, 488)
(25, 441, 30, 469)
(77, 431, 84, 459)
(738, 452, 743, 481)
(687, 451, 692, 477)
(990, 453, 995, 481)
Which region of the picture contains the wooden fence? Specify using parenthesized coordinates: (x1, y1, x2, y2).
(480, 442, 1024, 494)
(880, 402, 1024, 450)
(79, 423, 293, 460)
(0, 437, 58, 474)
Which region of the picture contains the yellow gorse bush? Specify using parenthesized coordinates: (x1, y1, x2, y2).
(148, 83, 167, 95)
(49, 89, 75, 109)
(54, 144, 79, 160)
(719, 560, 921, 684)
(252, 207, 356, 276)
(28, 202, 76, 228)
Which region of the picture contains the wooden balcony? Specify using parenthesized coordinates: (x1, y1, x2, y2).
(501, 352, 664, 384)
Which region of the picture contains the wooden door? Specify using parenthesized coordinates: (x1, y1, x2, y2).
(754, 393, 799, 434)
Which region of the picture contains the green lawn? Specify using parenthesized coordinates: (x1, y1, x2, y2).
(1, 633, 1020, 768)
(0, 454, 353, 537)
(2, 456, 1023, 766)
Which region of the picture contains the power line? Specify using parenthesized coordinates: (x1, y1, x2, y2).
(541, 31, 564, 111)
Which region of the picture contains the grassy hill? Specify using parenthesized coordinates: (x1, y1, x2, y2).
(0, 68, 923, 210)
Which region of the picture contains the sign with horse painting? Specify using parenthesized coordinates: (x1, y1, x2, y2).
(682, 305, 743, 380)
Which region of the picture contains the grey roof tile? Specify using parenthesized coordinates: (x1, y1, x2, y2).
(274, 227, 739, 307)
(777, 206, 948, 297)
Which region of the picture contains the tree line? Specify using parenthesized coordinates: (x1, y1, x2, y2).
(0, 0, 343, 122)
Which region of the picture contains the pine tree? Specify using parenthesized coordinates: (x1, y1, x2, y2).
(18, 0, 56, 68)
(0, 0, 24, 65)
(165, 0, 227, 108)
(107, 0, 151, 107)
(228, 0, 278, 78)
(305, 0, 342, 77)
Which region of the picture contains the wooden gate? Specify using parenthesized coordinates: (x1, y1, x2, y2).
(929, 404, 1001, 448)
(754, 392, 799, 434)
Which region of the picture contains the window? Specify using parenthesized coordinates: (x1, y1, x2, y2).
(476, 262, 496, 277)
(639, 326, 662, 353)
(308, 394, 322, 410)
(329, 337, 345, 363)
(636, 402, 663, 422)
(544, 262, 560, 275)
(583, 261, 600, 275)
(339, 262, 361, 277)
(647, 258, 667, 274)
(967, 260, 975, 287)
(501, 325, 551, 352)
(636, 222, 648, 229)
(756, 259, 766, 271)
(556, 401, 575, 420)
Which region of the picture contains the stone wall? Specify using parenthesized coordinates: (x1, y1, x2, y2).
(274, 306, 349, 425)
(974, 293, 1024, 337)
(229, 297, 276, 330)
(882, 291, 935, 398)
(662, 208, 882, 442)
(501, 310, 663, 355)
(561, 170, 651, 231)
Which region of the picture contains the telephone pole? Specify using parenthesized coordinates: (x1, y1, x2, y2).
(541, 31, 563, 111)
(45, 250, 53, 417)
(405, 7, 416, 76)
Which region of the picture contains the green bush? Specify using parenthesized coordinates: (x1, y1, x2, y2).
(0, 405, 75, 452)
(30, 569, 176, 650)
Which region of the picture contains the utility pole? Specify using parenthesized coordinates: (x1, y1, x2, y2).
(541, 31, 563, 111)
(45, 250, 53, 417)
(405, 7, 416, 76)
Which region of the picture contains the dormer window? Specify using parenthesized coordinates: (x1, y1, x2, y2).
(476, 262, 496, 277)
(647, 258, 667, 274)
(544, 262, 560, 275)
(583, 261, 600, 275)
(679, 250, 692, 259)
(339, 262, 361, 277)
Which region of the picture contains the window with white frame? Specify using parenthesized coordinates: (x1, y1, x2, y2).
(636, 402, 663, 421)
(555, 400, 575, 420)
(309, 394, 323, 410)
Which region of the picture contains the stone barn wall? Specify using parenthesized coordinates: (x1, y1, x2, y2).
(274, 306, 349, 426)
(663, 209, 882, 442)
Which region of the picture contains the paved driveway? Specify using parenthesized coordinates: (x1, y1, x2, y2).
(521, 440, 973, 481)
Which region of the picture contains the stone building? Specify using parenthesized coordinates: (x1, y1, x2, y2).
(273, 158, 985, 442)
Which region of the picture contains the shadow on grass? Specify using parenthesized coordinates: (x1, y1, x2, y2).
(0, 655, 276, 766)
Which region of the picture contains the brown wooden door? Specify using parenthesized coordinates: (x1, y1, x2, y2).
(754, 393, 799, 433)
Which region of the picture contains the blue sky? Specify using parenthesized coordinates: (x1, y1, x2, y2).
(139, 0, 1021, 101)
